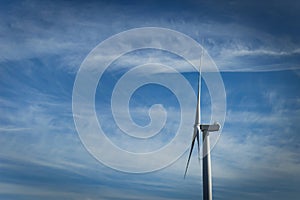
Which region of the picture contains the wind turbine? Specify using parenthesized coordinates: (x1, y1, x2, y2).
(184, 45, 220, 200)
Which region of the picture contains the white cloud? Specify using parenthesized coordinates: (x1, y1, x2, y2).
(1, 1, 300, 73)
(224, 48, 300, 57)
(212, 131, 300, 180)
(0, 1, 299, 198)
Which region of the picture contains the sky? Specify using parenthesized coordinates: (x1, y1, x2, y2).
(0, 0, 300, 199)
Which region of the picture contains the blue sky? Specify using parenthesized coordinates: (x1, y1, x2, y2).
(1, 0, 300, 199)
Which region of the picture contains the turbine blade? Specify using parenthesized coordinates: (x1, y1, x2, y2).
(196, 128, 200, 163)
(184, 129, 197, 178)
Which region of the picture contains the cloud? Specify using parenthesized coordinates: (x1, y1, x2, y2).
(1, 1, 300, 73)
(1, 1, 300, 199)
(224, 48, 300, 57)
(209, 87, 300, 182)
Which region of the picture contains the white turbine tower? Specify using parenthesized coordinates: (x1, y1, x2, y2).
(184, 45, 220, 200)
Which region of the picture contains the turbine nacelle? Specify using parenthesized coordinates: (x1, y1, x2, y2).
(200, 123, 220, 132)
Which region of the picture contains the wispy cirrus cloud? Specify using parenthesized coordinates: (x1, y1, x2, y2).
(1, 1, 300, 199)
(1, 1, 300, 72)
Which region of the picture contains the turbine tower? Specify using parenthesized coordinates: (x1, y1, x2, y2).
(184, 45, 220, 200)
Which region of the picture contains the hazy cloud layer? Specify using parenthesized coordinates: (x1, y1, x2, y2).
(1, 1, 300, 200)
